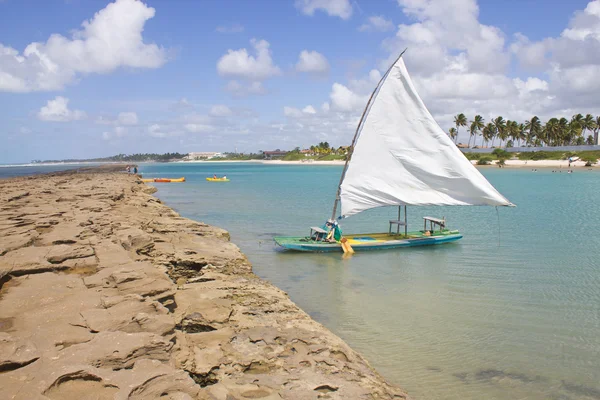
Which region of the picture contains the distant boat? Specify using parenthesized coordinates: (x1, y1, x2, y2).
(274, 50, 513, 253)
(206, 177, 230, 182)
(141, 177, 185, 183)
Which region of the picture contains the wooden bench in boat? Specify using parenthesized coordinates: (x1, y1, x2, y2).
(423, 216, 445, 231)
(389, 219, 407, 235)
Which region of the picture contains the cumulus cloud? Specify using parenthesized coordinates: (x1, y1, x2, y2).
(37, 97, 87, 122)
(329, 83, 368, 112)
(384, 0, 509, 76)
(296, 50, 330, 74)
(295, 0, 353, 19)
(359, 16, 394, 32)
(217, 39, 281, 80)
(326, 69, 381, 112)
(215, 23, 244, 33)
(508, 0, 600, 114)
(0, 0, 166, 92)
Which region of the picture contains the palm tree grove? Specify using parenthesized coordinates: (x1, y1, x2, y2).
(448, 114, 600, 148)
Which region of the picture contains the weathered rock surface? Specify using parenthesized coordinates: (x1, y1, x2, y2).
(0, 168, 408, 399)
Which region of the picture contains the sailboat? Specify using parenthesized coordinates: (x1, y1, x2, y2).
(273, 51, 513, 252)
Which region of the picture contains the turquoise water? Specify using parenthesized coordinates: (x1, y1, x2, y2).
(6, 162, 600, 399)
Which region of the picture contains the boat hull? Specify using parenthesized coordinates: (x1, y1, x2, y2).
(206, 178, 230, 182)
(273, 231, 462, 252)
(141, 177, 185, 183)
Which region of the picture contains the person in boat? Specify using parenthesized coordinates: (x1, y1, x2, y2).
(213, 174, 217, 179)
(222, 175, 227, 179)
(322, 219, 342, 242)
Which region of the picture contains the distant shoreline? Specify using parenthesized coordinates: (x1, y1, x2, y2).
(5, 158, 598, 169)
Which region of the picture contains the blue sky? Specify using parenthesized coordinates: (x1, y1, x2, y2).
(1, 0, 599, 163)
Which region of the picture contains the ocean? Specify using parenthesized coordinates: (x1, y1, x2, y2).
(4, 162, 600, 400)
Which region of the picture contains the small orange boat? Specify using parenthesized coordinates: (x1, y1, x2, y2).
(141, 177, 185, 183)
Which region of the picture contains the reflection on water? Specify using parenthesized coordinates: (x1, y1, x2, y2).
(141, 162, 600, 400)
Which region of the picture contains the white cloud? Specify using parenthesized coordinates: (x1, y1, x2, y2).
(284, 105, 318, 118)
(0, 0, 166, 93)
(209, 105, 233, 117)
(102, 126, 126, 140)
(147, 123, 182, 138)
(95, 111, 138, 125)
(225, 80, 267, 97)
(384, 0, 509, 76)
(509, 0, 600, 114)
(215, 23, 244, 34)
(295, 0, 353, 19)
(37, 96, 87, 122)
(185, 124, 216, 133)
(217, 39, 281, 80)
(303, 105, 317, 114)
(359, 16, 394, 32)
(329, 83, 368, 112)
(296, 50, 330, 74)
(513, 77, 549, 93)
(118, 112, 138, 125)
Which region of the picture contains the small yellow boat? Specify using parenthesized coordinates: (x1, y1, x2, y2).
(141, 177, 185, 183)
(206, 177, 230, 182)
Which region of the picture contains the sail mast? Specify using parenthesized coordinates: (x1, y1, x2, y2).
(330, 49, 407, 220)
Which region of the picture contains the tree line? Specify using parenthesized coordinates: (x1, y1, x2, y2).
(34, 152, 187, 163)
(448, 113, 600, 148)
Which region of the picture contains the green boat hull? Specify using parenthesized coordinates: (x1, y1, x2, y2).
(273, 230, 462, 252)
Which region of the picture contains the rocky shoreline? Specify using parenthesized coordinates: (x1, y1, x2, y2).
(0, 166, 407, 400)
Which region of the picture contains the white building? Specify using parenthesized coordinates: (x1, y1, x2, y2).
(187, 152, 223, 160)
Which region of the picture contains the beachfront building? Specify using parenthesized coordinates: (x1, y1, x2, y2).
(186, 152, 223, 160)
(262, 150, 288, 159)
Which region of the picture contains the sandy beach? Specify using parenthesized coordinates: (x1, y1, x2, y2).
(178, 158, 598, 168)
(0, 165, 406, 399)
(470, 159, 595, 168)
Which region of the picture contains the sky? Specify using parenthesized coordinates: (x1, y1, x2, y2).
(1, 0, 599, 163)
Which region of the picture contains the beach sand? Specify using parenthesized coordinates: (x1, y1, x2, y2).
(0, 165, 407, 399)
(180, 159, 598, 168)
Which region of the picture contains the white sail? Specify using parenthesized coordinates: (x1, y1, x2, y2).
(339, 56, 512, 218)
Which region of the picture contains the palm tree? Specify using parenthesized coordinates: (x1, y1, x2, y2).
(468, 115, 484, 148)
(594, 116, 600, 145)
(506, 120, 519, 148)
(448, 128, 457, 142)
(582, 114, 596, 140)
(544, 118, 559, 146)
(517, 123, 526, 147)
(558, 118, 570, 145)
(492, 116, 506, 147)
(568, 120, 582, 145)
(525, 116, 542, 146)
(453, 113, 467, 144)
(482, 123, 496, 148)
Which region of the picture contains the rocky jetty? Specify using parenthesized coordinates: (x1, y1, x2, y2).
(0, 167, 408, 399)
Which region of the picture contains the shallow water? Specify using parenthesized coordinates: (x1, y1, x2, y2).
(10, 162, 600, 400)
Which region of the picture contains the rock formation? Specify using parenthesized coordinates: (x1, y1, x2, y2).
(0, 167, 408, 399)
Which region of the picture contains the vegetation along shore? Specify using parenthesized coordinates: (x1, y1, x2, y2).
(0, 165, 407, 399)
